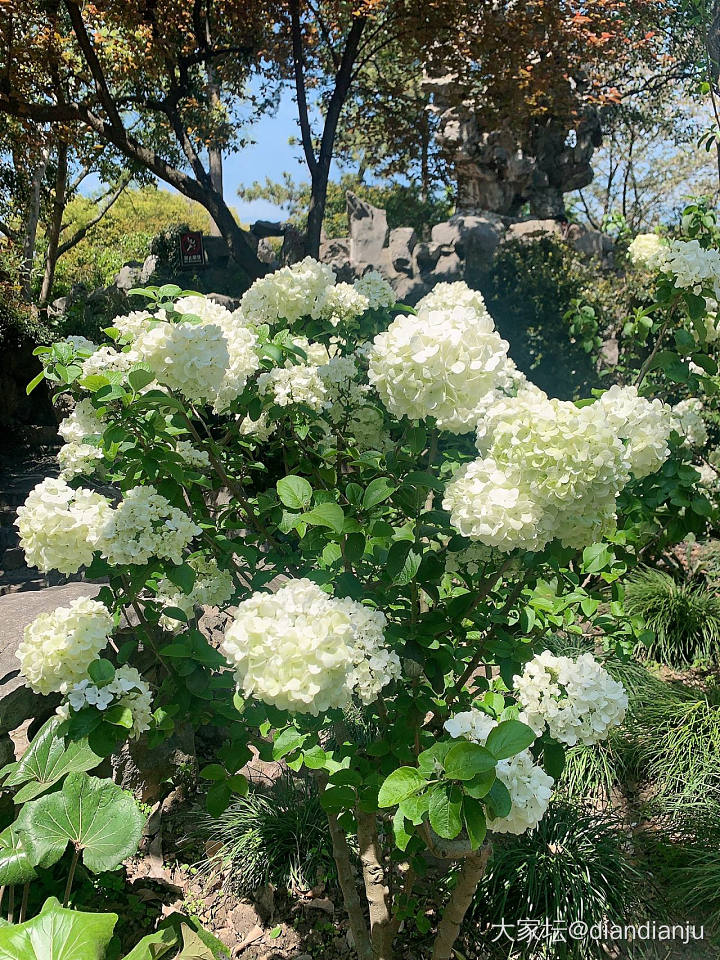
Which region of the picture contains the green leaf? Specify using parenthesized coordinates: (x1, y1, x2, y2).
(398, 792, 430, 825)
(0, 825, 38, 886)
(320, 784, 356, 813)
(444, 742, 496, 780)
(302, 746, 328, 770)
(386, 540, 413, 579)
(378, 767, 425, 808)
(277, 475, 313, 510)
(582, 542, 613, 574)
(18, 772, 145, 873)
(485, 720, 536, 760)
(87, 659, 115, 686)
(104, 705, 134, 729)
(0, 897, 116, 960)
(128, 368, 155, 392)
(362, 478, 396, 510)
(428, 785, 463, 840)
(165, 564, 197, 595)
(206, 781, 232, 817)
(272, 727, 307, 760)
(463, 769, 496, 799)
(4, 717, 102, 803)
(25, 371, 45, 396)
(485, 779, 512, 820)
(199, 764, 226, 782)
(304, 502, 345, 534)
(417, 742, 453, 778)
(543, 740, 566, 779)
(463, 798, 487, 850)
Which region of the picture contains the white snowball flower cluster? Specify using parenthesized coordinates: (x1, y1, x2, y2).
(416, 280, 490, 318)
(58, 399, 106, 443)
(63, 666, 153, 739)
(353, 270, 396, 310)
(16, 477, 112, 574)
(240, 257, 336, 326)
(368, 301, 516, 433)
(444, 710, 553, 835)
(156, 556, 234, 630)
(113, 310, 155, 341)
(212, 317, 259, 412)
(221, 578, 400, 715)
(258, 364, 328, 410)
(174, 439, 211, 469)
(133, 320, 229, 405)
(238, 411, 277, 443)
(58, 442, 104, 480)
(513, 650, 628, 747)
(319, 355, 370, 424)
(313, 282, 369, 327)
(444, 388, 629, 552)
(81, 346, 137, 381)
(292, 335, 332, 366)
(17, 597, 114, 695)
(174, 295, 231, 325)
(662, 239, 720, 298)
(597, 385, 675, 478)
(99, 485, 201, 566)
(672, 398, 708, 448)
(627, 233, 666, 270)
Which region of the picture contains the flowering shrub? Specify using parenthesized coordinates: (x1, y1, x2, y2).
(18, 235, 716, 960)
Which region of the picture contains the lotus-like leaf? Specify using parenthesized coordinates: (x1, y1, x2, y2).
(0, 825, 37, 886)
(0, 896, 116, 960)
(3, 717, 101, 803)
(18, 772, 145, 873)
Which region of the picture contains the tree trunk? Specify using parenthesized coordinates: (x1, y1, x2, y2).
(357, 811, 393, 960)
(39, 140, 68, 304)
(325, 809, 373, 960)
(431, 844, 492, 960)
(20, 147, 49, 302)
(208, 142, 223, 238)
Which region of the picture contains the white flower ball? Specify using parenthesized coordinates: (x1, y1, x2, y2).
(58, 442, 104, 480)
(416, 280, 490, 318)
(17, 597, 114, 695)
(368, 303, 515, 433)
(597, 385, 674, 478)
(662, 238, 720, 297)
(156, 556, 234, 630)
(112, 310, 156, 341)
(241, 257, 336, 326)
(353, 271, 396, 310)
(133, 320, 229, 405)
(313, 282, 369, 327)
(64, 665, 153, 738)
(99, 485, 201, 566)
(672, 398, 708, 448)
(81, 346, 137, 381)
(58, 399, 106, 443)
(444, 710, 553, 835)
(238, 411, 277, 443)
(174, 439, 211, 470)
(627, 233, 666, 269)
(257, 364, 328, 410)
(174, 295, 232, 325)
(221, 579, 399, 715)
(514, 650, 628, 747)
(16, 478, 112, 574)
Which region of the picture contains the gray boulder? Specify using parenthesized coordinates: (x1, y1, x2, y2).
(347, 192, 389, 266)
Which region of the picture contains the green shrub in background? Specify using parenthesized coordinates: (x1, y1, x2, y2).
(624, 567, 720, 667)
(479, 236, 604, 398)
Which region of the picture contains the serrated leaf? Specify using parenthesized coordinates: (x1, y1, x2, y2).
(0, 825, 37, 886)
(272, 727, 307, 760)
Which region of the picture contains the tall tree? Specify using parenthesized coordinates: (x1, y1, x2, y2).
(0, 0, 276, 276)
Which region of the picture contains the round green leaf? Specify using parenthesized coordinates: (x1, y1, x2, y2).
(18, 772, 145, 873)
(428, 784, 463, 840)
(485, 719, 536, 760)
(444, 741, 496, 780)
(0, 825, 38, 886)
(277, 475, 313, 510)
(463, 797, 487, 850)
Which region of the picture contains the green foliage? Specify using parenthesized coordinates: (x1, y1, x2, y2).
(479, 236, 602, 398)
(17, 773, 145, 874)
(193, 776, 334, 894)
(624, 567, 720, 666)
(468, 803, 641, 960)
(50, 187, 211, 296)
(239, 173, 453, 239)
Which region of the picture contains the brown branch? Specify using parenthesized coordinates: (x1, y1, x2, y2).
(357, 810, 392, 960)
(325, 808, 373, 960)
(289, 0, 319, 178)
(431, 844, 493, 960)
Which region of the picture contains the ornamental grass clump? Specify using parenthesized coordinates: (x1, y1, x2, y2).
(624, 567, 720, 666)
(13, 226, 716, 960)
